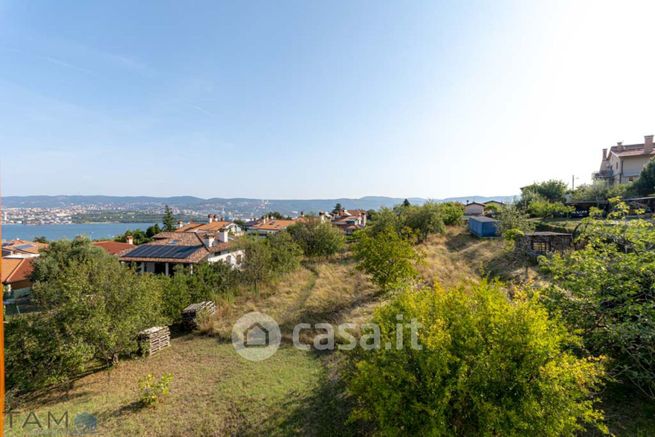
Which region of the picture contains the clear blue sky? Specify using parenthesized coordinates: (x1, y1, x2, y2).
(2, 1, 655, 199)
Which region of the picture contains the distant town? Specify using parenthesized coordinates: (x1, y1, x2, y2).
(1, 195, 515, 225)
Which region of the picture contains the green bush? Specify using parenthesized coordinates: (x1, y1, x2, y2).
(348, 281, 607, 436)
(527, 199, 574, 218)
(540, 204, 655, 399)
(438, 201, 464, 226)
(138, 373, 173, 407)
(352, 228, 421, 292)
(287, 216, 345, 257)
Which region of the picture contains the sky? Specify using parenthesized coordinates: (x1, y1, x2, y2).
(1, 0, 655, 199)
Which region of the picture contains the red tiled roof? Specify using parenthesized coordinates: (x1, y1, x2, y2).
(250, 219, 296, 231)
(93, 241, 135, 256)
(175, 221, 233, 233)
(1, 258, 34, 284)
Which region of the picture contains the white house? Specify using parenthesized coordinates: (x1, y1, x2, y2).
(594, 135, 655, 185)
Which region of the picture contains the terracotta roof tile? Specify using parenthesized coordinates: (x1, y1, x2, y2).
(93, 241, 135, 256)
(2, 258, 34, 284)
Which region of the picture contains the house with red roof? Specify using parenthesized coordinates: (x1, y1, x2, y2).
(2, 257, 35, 303)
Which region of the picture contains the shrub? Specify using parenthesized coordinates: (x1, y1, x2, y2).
(287, 217, 345, 258)
(527, 199, 574, 218)
(438, 202, 464, 226)
(398, 202, 445, 242)
(496, 204, 534, 243)
(352, 228, 421, 292)
(6, 313, 94, 393)
(138, 373, 174, 407)
(540, 207, 655, 399)
(348, 281, 607, 436)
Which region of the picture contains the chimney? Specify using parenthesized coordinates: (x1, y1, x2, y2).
(177, 220, 184, 229)
(616, 141, 624, 151)
(218, 230, 229, 243)
(208, 214, 213, 223)
(126, 235, 134, 245)
(205, 235, 215, 248)
(602, 148, 607, 161)
(300, 211, 304, 217)
(361, 212, 367, 226)
(645, 135, 654, 154)
(213, 214, 218, 222)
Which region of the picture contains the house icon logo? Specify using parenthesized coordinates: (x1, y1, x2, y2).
(232, 312, 281, 361)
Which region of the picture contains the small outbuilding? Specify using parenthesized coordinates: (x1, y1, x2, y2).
(468, 216, 499, 237)
(516, 232, 573, 256)
(464, 202, 486, 216)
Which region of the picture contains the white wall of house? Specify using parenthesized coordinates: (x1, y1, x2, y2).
(208, 249, 245, 268)
(621, 156, 652, 181)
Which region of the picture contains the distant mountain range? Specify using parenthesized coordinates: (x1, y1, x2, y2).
(2, 195, 517, 216)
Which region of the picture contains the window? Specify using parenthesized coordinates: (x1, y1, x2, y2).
(531, 241, 549, 252)
(236, 254, 243, 264)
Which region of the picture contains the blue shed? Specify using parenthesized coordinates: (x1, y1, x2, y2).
(468, 216, 498, 237)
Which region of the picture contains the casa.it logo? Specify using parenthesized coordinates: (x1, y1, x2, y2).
(231, 312, 281, 361)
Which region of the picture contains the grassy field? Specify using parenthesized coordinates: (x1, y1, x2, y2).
(6, 227, 655, 436)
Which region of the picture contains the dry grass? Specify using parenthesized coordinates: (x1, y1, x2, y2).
(417, 226, 540, 287)
(203, 254, 381, 341)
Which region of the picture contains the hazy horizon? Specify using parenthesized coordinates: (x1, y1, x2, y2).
(2, 1, 655, 198)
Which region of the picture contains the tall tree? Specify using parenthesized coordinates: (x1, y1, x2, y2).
(162, 205, 176, 232)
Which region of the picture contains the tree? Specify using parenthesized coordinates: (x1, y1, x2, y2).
(632, 159, 655, 196)
(145, 223, 162, 238)
(162, 205, 176, 232)
(437, 201, 464, 226)
(33, 236, 48, 243)
(398, 202, 445, 242)
(402, 198, 411, 207)
(332, 203, 343, 214)
(287, 217, 345, 258)
(267, 231, 303, 275)
(115, 229, 151, 245)
(32, 256, 166, 366)
(263, 211, 286, 220)
(352, 228, 421, 292)
(540, 202, 655, 399)
(496, 204, 534, 241)
(348, 281, 607, 436)
(520, 179, 569, 204)
(30, 237, 111, 284)
(527, 199, 574, 218)
(241, 237, 273, 295)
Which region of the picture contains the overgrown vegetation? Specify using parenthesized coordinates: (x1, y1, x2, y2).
(287, 216, 345, 258)
(348, 281, 607, 436)
(540, 200, 655, 399)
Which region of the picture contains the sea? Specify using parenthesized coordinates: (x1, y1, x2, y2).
(1, 223, 157, 242)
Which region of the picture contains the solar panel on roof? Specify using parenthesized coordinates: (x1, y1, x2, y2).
(123, 245, 200, 259)
(16, 244, 35, 250)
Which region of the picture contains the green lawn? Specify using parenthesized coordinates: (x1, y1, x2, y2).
(5, 338, 357, 436)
